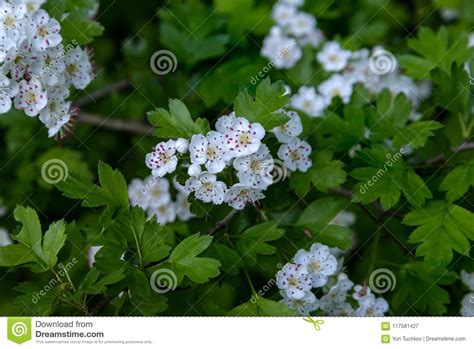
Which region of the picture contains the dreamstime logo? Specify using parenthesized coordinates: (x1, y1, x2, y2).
(41, 159, 69, 184)
(359, 148, 405, 194)
(150, 268, 177, 294)
(369, 268, 396, 294)
(369, 49, 397, 75)
(7, 318, 32, 344)
(150, 50, 178, 75)
(269, 159, 288, 184)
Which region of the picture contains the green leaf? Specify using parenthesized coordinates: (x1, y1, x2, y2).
(162, 234, 221, 284)
(78, 269, 126, 295)
(57, 161, 129, 220)
(391, 263, 457, 315)
(309, 151, 347, 192)
(392, 121, 443, 149)
(206, 243, 244, 276)
(0, 206, 67, 271)
(147, 99, 209, 138)
(228, 297, 297, 316)
(295, 197, 352, 249)
(399, 26, 474, 79)
(234, 78, 289, 129)
(403, 201, 474, 266)
(235, 221, 284, 266)
(439, 159, 474, 201)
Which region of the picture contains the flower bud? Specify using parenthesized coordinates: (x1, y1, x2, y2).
(175, 138, 189, 153)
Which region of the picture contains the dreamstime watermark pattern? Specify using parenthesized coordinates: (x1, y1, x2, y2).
(31, 258, 78, 304)
(359, 148, 406, 194)
(41, 159, 69, 184)
(368, 268, 396, 294)
(150, 268, 177, 294)
(150, 50, 178, 75)
(250, 39, 297, 85)
(369, 49, 397, 75)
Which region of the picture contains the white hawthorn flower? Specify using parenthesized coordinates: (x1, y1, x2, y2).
(128, 178, 148, 209)
(233, 144, 274, 189)
(287, 12, 316, 37)
(40, 44, 66, 86)
(290, 86, 328, 117)
(271, 3, 297, 26)
(38, 88, 72, 137)
(355, 294, 389, 317)
(0, 74, 18, 113)
(185, 172, 227, 205)
(64, 46, 92, 89)
(261, 27, 301, 69)
(223, 183, 265, 210)
(190, 131, 229, 173)
(277, 137, 312, 172)
(272, 110, 303, 143)
(352, 285, 372, 302)
(276, 263, 312, 299)
(460, 293, 474, 316)
(175, 191, 193, 221)
(149, 203, 176, 225)
(281, 290, 319, 316)
(1, 39, 36, 80)
(0, 1, 27, 42)
(215, 112, 236, 133)
(21, 0, 46, 15)
(320, 273, 354, 314)
(0, 28, 17, 62)
(461, 270, 474, 291)
(14, 77, 47, 116)
(145, 140, 179, 177)
(26, 9, 61, 51)
(299, 28, 324, 48)
(294, 243, 338, 287)
(319, 74, 353, 104)
(144, 177, 171, 209)
(316, 41, 352, 72)
(224, 117, 265, 158)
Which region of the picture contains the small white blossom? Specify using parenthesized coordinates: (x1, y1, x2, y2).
(175, 191, 193, 221)
(355, 294, 389, 316)
(64, 46, 92, 89)
(149, 203, 177, 225)
(145, 140, 179, 177)
(190, 131, 229, 173)
(185, 172, 227, 205)
(0, 74, 18, 113)
(276, 263, 312, 299)
(233, 144, 274, 189)
(39, 86, 73, 137)
(316, 41, 352, 72)
(14, 77, 47, 116)
(271, 3, 297, 27)
(281, 290, 319, 315)
(26, 9, 61, 51)
(144, 177, 171, 209)
(352, 284, 372, 302)
(461, 270, 474, 291)
(128, 178, 148, 209)
(215, 112, 236, 133)
(294, 243, 338, 287)
(0, 1, 27, 42)
(287, 12, 315, 37)
(290, 86, 328, 117)
(319, 74, 353, 104)
(223, 183, 265, 210)
(277, 137, 312, 172)
(460, 293, 474, 316)
(272, 110, 303, 143)
(224, 117, 265, 157)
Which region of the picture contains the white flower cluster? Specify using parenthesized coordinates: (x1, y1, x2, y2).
(276, 242, 389, 316)
(460, 270, 474, 317)
(145, 111, 312, 210)
(128, 176, 193, 225)
(262, 0, 431, 118)
(0, 0, 93, 137)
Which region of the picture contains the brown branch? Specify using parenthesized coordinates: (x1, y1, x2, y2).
(208, 210, 237, 235)
(75, 80, 130, 107)
(424, 141, 474, 165)
(77, 112, 154, 135)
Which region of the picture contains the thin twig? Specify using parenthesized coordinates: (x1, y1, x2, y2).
(77, 112, 154, 135)
(75, 80, 130, 107)
(208, 210, 237, 235)
(423, 141, 474, 165)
